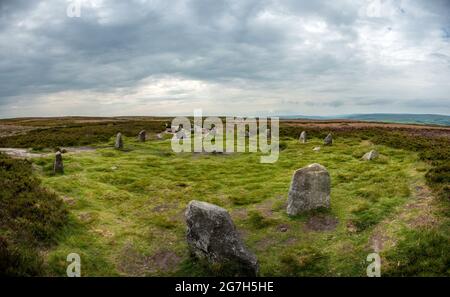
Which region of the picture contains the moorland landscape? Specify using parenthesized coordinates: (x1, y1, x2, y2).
(1, 117, 448, 276)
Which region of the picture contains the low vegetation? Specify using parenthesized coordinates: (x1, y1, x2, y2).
(0, 118, 448, 276)
(0, 153, 68, 276)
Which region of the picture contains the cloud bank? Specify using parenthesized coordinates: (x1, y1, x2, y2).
(0, 0, 449, 117)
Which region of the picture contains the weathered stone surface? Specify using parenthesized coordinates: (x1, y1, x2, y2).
(53, 151, 64, 174)
(299, 131, 307, 143)
(287, 163, 331, 215)
(185, 200, 259, 276)
(115, 132, 123, 149)
(362, 150, 379, 161)
(324, 133, 333, 145)
(138, 130, 146, 142)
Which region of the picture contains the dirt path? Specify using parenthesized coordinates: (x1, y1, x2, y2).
(0, 146, 97, 158)
(368, 177, 438, 253)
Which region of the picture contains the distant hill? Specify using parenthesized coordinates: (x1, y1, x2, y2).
(280, 114, 450, 126)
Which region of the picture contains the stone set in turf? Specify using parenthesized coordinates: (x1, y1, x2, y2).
(299, 131, 307, 143)
(115, 132, 123, 150)
(287, 163, 331, 215)
(185, 200, 259, 276)
(53, 151, 64, 174)
(324, 133, 333, 145)
(362, 150, 379, 161)
(138, 130, 146, 142)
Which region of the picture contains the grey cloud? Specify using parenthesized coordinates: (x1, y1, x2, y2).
(0, 0, 449, 117)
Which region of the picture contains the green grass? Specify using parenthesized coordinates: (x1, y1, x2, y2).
(31, 135, 426, 276)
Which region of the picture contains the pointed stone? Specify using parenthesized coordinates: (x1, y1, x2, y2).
(324, 133, 333, 145)
(53, 151, 64, 174)
(115, 132, 123, 149)
(299, 131, 307, 143)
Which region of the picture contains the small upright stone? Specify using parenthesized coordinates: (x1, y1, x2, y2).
(324, 133, 333, 145)
(287, 163, 331, 215)
(362, 150, 379, 161)
(185, 200, 259, 276)
(138, 130, 146, 142)
(115, 132, 123, 149)
(53, 151, 64, 174)
(299, 131, 307, 143)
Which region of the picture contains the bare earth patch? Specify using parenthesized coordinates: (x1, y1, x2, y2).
(117, 242, 181, 276)
(0, 148, 51, 158)
(0, 146, 96, 158)
(305, 215, 339, 232)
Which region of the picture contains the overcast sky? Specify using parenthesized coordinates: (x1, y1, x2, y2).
(0, 0, 449, 118)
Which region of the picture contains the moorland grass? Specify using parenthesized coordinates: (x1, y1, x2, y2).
(1, 119, 448, 276)
(32, 135, 428, 276)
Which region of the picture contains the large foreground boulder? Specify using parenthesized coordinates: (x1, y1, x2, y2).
(299, 131, 307, 143)
(324, 133, 333, 145)
(53, 151, 64, 174)
(185, 200, 258, 276)
(362, 150, 379, 161)
(287, 163, 331, 215)
(115, 132, 123, 149)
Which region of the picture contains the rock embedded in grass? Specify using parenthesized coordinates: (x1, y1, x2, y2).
(185, 200, 259, 276)
(299, 131, 307, 143)
(138, 130, 146, 142)
(115, 132, 123, 149)
(362, 150, 379, 161)
(53, 151, 64, 174)
(287, 163, 331, 215)
(324, 133, 333, 145)
(313, 146, 321, 151)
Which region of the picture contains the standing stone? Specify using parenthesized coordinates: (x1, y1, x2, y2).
(299, 131, 307, 143)
(53, 151, 64, 174)
(115, 132, 123, 150)
(138, 130, 146, 142)
(176, 129, 187, 140)
(287, 163, 331, 215)
(362, 150, 379, 161)
(185, 200, 259, 276)
(324, 133, 333, 145)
